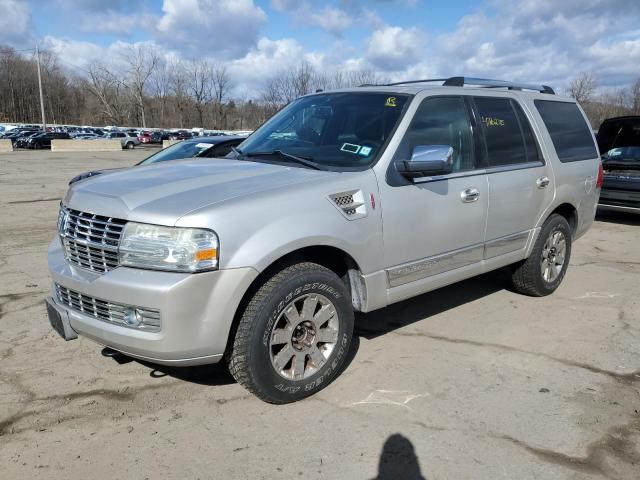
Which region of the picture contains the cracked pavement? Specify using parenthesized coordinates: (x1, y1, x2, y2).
(1, 150, 639, 479)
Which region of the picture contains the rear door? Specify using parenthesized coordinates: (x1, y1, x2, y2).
(473, 96, 553, 258)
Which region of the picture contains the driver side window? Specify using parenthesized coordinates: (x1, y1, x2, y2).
(396, 96, 474, 173)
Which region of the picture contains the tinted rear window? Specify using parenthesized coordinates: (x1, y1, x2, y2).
(534, 100, 597, 162)
(474, 97, 538, 167)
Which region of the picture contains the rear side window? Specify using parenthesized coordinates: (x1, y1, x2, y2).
(474, 97, 539, 167)
(534, 100, 597, 162)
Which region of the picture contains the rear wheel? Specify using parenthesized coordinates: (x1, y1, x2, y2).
(126, 142, 134, 149)
(227, 262, 353, 404)
(511, 214, 572, 296)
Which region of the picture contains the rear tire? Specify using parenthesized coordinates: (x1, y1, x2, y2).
(511, 214, 572, 296)
(126, 142, 134, 149)
(227, 262, 354, 404)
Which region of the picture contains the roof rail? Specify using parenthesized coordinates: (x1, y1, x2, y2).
(363, 76, 555, 94)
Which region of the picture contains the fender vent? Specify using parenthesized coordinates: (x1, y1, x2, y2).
(328, 190, 366, 220)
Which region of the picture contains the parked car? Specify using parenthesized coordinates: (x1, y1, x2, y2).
(169, 130, 193, 140)
(72, 133, 99, 140)
(47, 77, 601, 404)
(27, 131, 70, 149)
(151, 131, 170, 143)
(14, 130, 44, 148)
(68, 136, 245, 184)
(138, 131, 153, 144)
(103, 131, 141, 149)
(596, 116, 640, 213)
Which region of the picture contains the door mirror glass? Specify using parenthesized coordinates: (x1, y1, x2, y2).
(397, 145, 454, 178)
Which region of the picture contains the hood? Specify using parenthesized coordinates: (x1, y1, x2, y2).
(597, 117, 640, 154)
(64, 158, 333, 225)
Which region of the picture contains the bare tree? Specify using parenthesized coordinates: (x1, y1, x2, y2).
(631, 77, 640, 114)
(213, 64, 232, 128)
(121, 45, 158, 128)
(185, 59, 214, 127)
(568, 72, 597, 104)
(149, 57, 171, 126)
(85, 62, 129, 125)
(168, 60, 190, 128)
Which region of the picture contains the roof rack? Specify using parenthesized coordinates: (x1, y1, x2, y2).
(361, 76, 555, 94)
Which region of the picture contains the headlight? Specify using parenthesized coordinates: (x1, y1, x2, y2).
(119, 223, 219, 272)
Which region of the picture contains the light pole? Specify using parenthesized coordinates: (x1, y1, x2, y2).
(35, 44, 46, 131)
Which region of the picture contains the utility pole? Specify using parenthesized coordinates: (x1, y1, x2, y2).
(35, 44, 46, 131)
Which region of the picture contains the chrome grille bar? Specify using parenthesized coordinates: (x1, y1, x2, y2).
(59, 206, 127, 273)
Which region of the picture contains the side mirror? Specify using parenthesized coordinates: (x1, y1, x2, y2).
(397, 145, 454, 178)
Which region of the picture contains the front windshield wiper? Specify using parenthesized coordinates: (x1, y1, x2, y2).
(244, 150, 325, 170)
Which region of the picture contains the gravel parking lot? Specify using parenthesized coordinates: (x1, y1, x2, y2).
(1, 150, 639, 480)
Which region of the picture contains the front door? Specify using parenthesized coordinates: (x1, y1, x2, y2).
(380, 96, 488, 289)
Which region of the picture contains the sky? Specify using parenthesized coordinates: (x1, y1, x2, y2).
(1, 0, 639, 97)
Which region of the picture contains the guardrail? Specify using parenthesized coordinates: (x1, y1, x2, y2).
(0, 139, 13, 152)
(51, 139, 122, 152)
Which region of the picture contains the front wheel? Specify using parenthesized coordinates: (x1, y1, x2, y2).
(511, 214, 572, 296)
(227, 262, 354, 404)
(126, 142, 134, 149)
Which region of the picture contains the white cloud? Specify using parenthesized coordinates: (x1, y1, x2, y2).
(156, 0, 267, 60)
(309, 7, 352, 36)
(80, 12, 152, 36)
(15, 0, 640, 96)
(365, 26, 426, 71)
(227, 37, 307, 93)
(0, 0, 33, 46)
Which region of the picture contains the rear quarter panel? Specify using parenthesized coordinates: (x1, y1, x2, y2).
(521, 95, 600, 239)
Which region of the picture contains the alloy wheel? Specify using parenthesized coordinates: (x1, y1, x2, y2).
(268, 293, 340, 381)
(541, 230, 566, 282)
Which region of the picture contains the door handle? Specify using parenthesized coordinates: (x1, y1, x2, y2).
(461, 187, 480, 203)
(536, 176, 550, 189)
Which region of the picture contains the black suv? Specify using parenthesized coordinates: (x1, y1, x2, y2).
(597, 116, 640, 214)
(27, 132, 71, 149)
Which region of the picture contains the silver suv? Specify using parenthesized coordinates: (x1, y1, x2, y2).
(104, 131, 141, 149)
(47, 77, 602, 403)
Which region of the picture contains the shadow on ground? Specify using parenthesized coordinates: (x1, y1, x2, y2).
(372, 434, 427, 480)
(104, 268, 510, 387)
(596, 209, 640, 226)
(104, 334, 361, 387)
(355, 269, 509, 340)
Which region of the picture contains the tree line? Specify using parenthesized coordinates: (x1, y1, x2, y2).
(1, 44, 638, 130)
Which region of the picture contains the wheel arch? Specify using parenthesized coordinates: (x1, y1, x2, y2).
(223, 245, 363, 359)
(546, 202, 578, 237)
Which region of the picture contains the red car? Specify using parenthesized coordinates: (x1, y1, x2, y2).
(138, 131, 153, 143)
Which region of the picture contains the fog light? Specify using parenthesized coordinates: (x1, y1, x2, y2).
(123, 307, 143, 327)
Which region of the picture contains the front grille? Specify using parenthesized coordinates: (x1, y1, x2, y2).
(59, 207, 127, 273)
(55, 284, 161, 331)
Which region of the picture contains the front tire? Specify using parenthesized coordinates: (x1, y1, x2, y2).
(227, 262, 354, 404)
(126, 142, 134, 149)
(511, 214, 572, 296)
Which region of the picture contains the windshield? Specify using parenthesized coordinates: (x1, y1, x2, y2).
(238, 92, 410, 169)
(138, 140, 215, 165)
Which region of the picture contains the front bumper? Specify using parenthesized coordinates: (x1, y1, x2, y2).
(48, 239, 259, 366)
